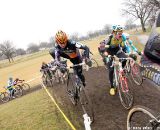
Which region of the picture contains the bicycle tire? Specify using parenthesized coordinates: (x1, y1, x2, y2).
(130, 63, 143, 86)
(22, 83, 31, 92)
(0, 92, 10, 103)
(127, 105, 160, 130)
(66, 73, 78, 105)
(44, 74, 53, 87)
(118, 73, 134, 109)
(79, 87, 94, 123)
(90, 58, 99, 68)
(14, 86, 23, 97)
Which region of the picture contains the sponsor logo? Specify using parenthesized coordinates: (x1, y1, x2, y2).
(142, 67, 160, 86)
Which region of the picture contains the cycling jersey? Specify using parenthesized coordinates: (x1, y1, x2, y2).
(50, 40, 90, 86)
(107, 34, 126, 48)
(55, 40, 89, 61)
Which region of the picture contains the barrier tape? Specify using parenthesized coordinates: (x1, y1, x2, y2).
(41, 83, 77, 130)
(25, 75, 41, 83)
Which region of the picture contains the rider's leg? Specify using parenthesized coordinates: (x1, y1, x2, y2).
(107, 58, 114, 88)
(70, 57, 86, 87)
(117, 51, 128, 68)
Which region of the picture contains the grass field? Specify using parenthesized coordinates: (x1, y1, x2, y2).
(0, 89, 79, 130)
(0, 33, 146, 130)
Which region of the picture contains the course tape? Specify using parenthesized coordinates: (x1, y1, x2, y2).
(41, 83, 77, 130)
(25, 75, 41, 83)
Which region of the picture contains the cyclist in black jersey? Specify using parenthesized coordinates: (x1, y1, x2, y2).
(49, 30, 91, 87)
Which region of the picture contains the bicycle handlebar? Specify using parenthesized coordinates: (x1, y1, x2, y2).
(67, 62, 86, 69)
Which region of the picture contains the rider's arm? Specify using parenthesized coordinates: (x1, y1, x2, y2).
(128, 39, 138, 52)
(54, 47, 61, 62)
(105, 34, 113, 45)
(73, 41, 90, 58)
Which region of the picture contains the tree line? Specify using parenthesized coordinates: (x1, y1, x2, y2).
(0, 0, 159, 63)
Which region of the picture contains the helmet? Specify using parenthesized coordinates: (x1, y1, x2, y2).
(9, 77, 13, 81)
(55, 30, 68, 45)
(123, 33, 130, 39)
(116, 25, 124, 31)
(112, 25, 117, 31)
(42, 62, 47, 65)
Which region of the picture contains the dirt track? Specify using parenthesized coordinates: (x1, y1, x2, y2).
(48, 66, 160, 130)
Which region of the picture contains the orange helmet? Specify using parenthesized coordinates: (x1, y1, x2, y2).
(55, 30, 68, 45)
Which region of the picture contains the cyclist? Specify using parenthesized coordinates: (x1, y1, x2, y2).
(13, 78, 25, 86)
(6, 77, 15, 98)
(123, 33, 142, 61)
(49, 30, 91, 87)
(100, 25, 128, 96)
(98, 25, 118, 66)
(40, 62, 52, 79)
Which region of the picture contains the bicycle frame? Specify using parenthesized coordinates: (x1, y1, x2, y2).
(111, 56, 129, 92)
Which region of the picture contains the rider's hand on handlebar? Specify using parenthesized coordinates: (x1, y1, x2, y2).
(105, 45, 110, 48)
(85, 57, 92, 67)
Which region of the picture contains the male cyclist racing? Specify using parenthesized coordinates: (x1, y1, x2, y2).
(49, 30, 91, 87)
(99, 25, 128, 96)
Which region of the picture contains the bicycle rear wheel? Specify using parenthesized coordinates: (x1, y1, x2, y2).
(130, 63, 143, 86)
(0, 92, 10, 102)
(79, 87, 94, 123)
(14, 86, 23, 97)
(66, 73, 78, 105)
(118, 73, 134, 109)
(127, 105, 160, 130)
(22, 83, 30, 92)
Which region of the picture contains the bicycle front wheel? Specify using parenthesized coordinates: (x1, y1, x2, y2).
(118, 73, 134, 109)
(22, 83, 31, 92)
(0, 92, 10, 103)
(127, 105, 160, 130)
(130, 63, 143, 86)
(79, 87, 94, 123)
(90, 58, 99, 68)
(66, 73, 78, 105)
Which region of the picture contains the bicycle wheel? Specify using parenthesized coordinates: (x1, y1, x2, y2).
(118, 73, 134, 109)
(130, 63, 143, 86)
(127, 105, 160, 130)
(22, 83, 30, 92)
(42, 75, 53, 87)
(66, 73, 78, 105)
(0, 92, 10, 103)
(90, 58, 99, 68)
(14, 86, 23, 97)
(79, 87, 94, 123)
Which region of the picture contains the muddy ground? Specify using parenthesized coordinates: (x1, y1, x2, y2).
(48, 66, 160, 130)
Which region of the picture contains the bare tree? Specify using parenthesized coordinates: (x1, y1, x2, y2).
(122, 0, 156, 32)
(16, 48, 26, 56)
(69, 32, 79, 41)
(125, 19, 137, 30)
(39, 42, 48, 49)
(27, 43, 39, 53)
(0, 41, 15, 62)
(49, 37, 55, 47)
(148, 0, 160, 26)
(102, 24, 111, 34)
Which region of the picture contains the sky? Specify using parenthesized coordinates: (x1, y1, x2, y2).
(0, 0, 130, 49)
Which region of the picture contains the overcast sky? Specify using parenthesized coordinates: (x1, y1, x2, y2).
(0, 0, 129, 49)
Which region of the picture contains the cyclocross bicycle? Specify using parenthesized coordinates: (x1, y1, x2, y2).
(108, 55, 134, 109)
(66, 62, 94, 123)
